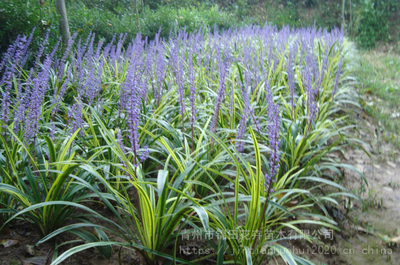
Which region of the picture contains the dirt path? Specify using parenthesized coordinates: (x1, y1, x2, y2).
(333, 112, 400, 264)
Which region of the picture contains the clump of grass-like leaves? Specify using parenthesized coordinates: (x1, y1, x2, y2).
(0, 25, 365, 264)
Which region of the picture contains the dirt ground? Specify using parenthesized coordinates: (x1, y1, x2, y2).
(279, 110, 400, 265)
(335, 114, 400, 265)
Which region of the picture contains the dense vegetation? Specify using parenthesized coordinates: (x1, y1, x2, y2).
(3, 0, 393, 264)
(1, 0, 399, 55)
(0, 22, 365, 263)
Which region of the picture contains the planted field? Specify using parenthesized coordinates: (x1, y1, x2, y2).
(0, 25, 364, 264)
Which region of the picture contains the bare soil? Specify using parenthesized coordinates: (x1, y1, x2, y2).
(334, 114, 400, 265)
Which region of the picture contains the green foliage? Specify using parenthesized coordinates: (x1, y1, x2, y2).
(0, 0, 238, 55)
(1, 130, 88, 235)
(0, 0, 38, 43)
(259, 0, 399, 48)
(0, 0, 45, 53)
(66, 2, 238, 45)
(270, 2, 301, 28)
(356, 51, 400, 148)
(1, 0, 399, 53)
(66, 1, 135, 43)
(43, 114, 210, 264)
(355, 0, 393, 48)
(0, 20, 368, 264)
(283, 0, 318, 8)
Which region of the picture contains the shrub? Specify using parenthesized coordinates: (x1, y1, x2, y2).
(0, 0, 57, 54)
(355, 0, 391, 48)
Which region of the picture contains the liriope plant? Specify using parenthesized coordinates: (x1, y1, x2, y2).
(0, 23, 368, 265)
(0, 126, 113, 259)
(38, 111, 212, 264)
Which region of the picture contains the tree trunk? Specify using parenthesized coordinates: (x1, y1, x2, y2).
(349, 0, 353, 37)
(342, 0, 346, 31)
(55, 0, 70, 44)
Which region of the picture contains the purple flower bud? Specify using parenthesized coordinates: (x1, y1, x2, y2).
(115, 33, 127, 62)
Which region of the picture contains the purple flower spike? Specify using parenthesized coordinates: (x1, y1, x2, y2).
(140, 145, 149, 162)
(120, 59, 147, 168)
(0, 36, 20, 73)
(188, 52, 197, 129)
(316, 47, 329, 91)
(210, 46, 230, 134)
(287, 46, 296, 117)
(35, 30, 50, 68)
(68, 96, 85, 138)
(116, 128, 125, 152)
(304, 50, 319, 126)
(235, 81, 250, 155)
(58, 32, 77, 78)
(176, 54, 186, 130)
(19, 27, 36, 69)
(332, 57, 343, 97)
(154, 43, 166, 102)
(50, 122, 56, 141)
(53, 66, 72, 115)
(265, 89, 281, 196)
(0, 90, 11, 125)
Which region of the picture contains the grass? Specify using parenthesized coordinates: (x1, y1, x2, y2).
(356, 50, 400, 148)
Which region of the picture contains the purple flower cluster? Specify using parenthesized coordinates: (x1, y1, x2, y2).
(265, 89, 281, 195)
(35, 30, 50, 69)
(175, 54, 186, 131)
(235, 81, 250, 155)
(287, 45, 296, 117)
(210, 45, 231, 134)
(1, 33, 33, 126)
(188, 50, 197, 133)
(316, 47, 329, 92)
(58, 33, 77, 78)
(304, 50, 319, 127)
(154, 41, 166, 103)
(16, 38, 59, 142)
(116, 128, 125, 152)
(333, 57, 343, 97)
(68, 96, 85, 137)
(119, 50, 150, 167)
(0, 23, 346, 174)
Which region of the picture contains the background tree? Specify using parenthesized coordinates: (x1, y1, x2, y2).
(55, 0, 70, 43)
